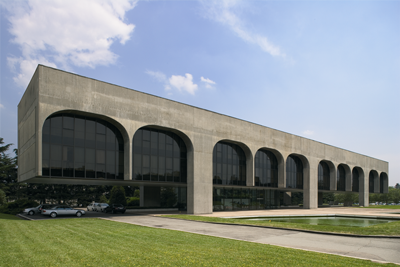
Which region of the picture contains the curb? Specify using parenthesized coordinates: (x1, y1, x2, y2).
(16, 213, 34, 220)
(161, 216, 400, 239)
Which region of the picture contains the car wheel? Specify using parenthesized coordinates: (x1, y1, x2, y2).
(50, 212, 57, 218)
(28, 210, 34, 216)
(76, 212, 82, 217)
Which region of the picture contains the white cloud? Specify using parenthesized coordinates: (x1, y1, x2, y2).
(201, 0, 285, 58)
(303, 130, 314, 136)
(201, 76, 216, 89)
(0, 104, 4, 109)
(3, 0, 137, 88)
(169, 74, 198, 95)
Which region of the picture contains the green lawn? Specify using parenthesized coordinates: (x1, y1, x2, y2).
(360, 205, 400, 209)
(162, 215, 400, 236)
(0, 214, 395, 266)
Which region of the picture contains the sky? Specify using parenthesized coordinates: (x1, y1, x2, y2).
(0, 0, 399, 186)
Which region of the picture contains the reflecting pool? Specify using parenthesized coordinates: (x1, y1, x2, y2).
(244, 216, 396, 227)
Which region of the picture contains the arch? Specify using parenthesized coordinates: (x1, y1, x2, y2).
(380, 172, 388, 194)
(132, 126, 189, 183)
(318, 161, 330, 190)
(352, 167, 363, 192)
(286, 154, 304, 189)
(254, 149, 278, 187)
(369, 170, 379, 193)
(213, 141, 247, 186)
(337, 164, 346, 191)
(42, 112, 125, 179)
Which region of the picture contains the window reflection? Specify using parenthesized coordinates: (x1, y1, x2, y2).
(213, 142, 246, 186)
(286, 155, 303, 189)
(318, 161, 330, 190)
(132, 128, 187, 183)
(337, 165, 346, 191)
(42, 114, 124, 179)
(255, 150, 278, 187)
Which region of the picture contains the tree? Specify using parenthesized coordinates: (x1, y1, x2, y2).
(160, 187, 177, 207)
(108, 186, 127, 205)
(0, 137, 18, 201)
(0, 189, 6, 206)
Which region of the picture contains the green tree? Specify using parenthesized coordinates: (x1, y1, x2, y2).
(0, 189, 6, 206)
(389, 187, 400, 204)
(108, 186, 127, 205)
(160, 187, 177, 207)
(0, 138, 19, 201)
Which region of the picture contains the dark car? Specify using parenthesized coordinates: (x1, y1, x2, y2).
(104, 204, 126, 214)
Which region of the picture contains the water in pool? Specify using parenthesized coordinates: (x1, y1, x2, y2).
(244, 216, 395, 227)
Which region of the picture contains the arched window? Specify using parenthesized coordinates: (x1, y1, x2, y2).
(286, 155, 303, 189)
(42, 114, 124, 179)
(337, 165, 346, 191)
(352, 168, 359, 192)
(254, 150, 278, 187)
(318, 161, 330, 190)
(369, 171, 376, 193)
(132, 128, 187, 183)
(213, 142, 246, 186)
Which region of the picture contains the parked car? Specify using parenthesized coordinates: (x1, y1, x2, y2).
(23, 204, 55, 215)
(94, 203, 109, 212)
(87, 203, 98, 211)
(104, 204, 126, 214)
(41, 205, 86, 218)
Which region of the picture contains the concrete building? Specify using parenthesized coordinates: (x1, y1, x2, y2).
(18, 65, 389, 214)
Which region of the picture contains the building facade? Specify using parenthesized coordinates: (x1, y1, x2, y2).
(18, 65, 389, 214)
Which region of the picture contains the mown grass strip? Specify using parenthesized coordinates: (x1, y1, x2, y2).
(162, 215, 400, 236)
(359, 205, 400, 209)
(0, 213, 396, 266)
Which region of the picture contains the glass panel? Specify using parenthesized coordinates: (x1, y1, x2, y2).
(63, 129, 74, 146)
(75, 118, 85, 132)
(63, 116, 74, 129)
(96, 122, 106, 134)
(96, 150, 105, 164)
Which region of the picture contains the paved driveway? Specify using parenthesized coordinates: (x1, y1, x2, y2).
(104, 215, 400, 265)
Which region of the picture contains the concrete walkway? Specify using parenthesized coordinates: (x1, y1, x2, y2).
(105, 214, 400, 265)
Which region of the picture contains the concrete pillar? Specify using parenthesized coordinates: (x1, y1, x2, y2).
(246, 152, 254, 187)
(124, 139, 132, 181)
(345, 166, 352, 191)
(359, 168, 369, 207)
(329, 164, 337, 191)
(278, 155, 286, 188)
(303, 158, 318, 209)
(187, 136, 213, 214)
(374, 173, 380, 193)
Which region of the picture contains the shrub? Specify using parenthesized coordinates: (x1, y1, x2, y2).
(0, 189, 6, 206)
(0, 199, 39, 215)
(99, 195, 108, 203)
(127, 197, 140, 206)
(108, 186, 127, 206)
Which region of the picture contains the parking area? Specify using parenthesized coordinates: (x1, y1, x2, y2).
(18, 209, 183, 220)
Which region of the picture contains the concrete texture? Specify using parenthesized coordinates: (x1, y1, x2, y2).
(18, 65, 389, 215)
(105, 214, 400, 264)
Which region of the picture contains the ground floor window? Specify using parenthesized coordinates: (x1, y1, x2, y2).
(212, 187, 303, 211)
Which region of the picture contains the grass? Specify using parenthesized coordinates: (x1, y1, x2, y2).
(359, 205, 400, 209)
(0, 214, 396, 266)
(162, 215, 400, 236)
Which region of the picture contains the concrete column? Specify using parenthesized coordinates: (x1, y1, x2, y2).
(246, 151, 254, 187)
(303, 158, 318, 209)
(329, 164, 337, 191)
(124, 139, 132, 180)
(374, 173, 380, 193)
(278, 154, 286, 188)
(359, 168, 369, 207)
(187, 136, 213, 214)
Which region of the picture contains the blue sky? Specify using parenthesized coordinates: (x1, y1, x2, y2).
(1, 0, 399, 186)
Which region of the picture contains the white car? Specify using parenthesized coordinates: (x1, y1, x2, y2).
(42, 205, 86, 218)
(87, 203, 98, 211)
(94, 203, 109, 212)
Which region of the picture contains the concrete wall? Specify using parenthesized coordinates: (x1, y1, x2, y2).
(18, 65, 389, 214)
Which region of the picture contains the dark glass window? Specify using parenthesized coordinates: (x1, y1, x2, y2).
(380, 173, 387, 193)
(255, 150, 278, 187)
(318, 161, 330, 190)
(286, 155, 303, 189)
(42, 114, 124, 179)
(352, 168, 359, 192)
(369, 171, 375, 193)
(337, 165, 346, 191)
(132, 128, 187, 183)
(213, 142, 246, 186)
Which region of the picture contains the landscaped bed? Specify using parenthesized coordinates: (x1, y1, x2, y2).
(162, 214, 400, 236)
(0, 213, 395, 266)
